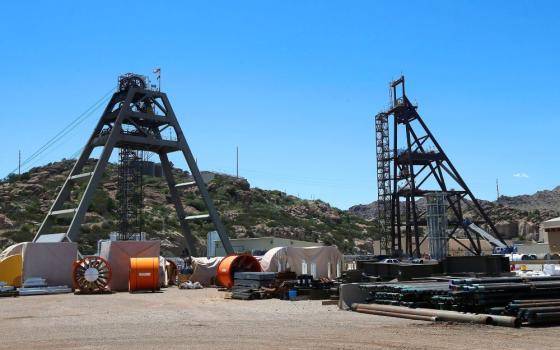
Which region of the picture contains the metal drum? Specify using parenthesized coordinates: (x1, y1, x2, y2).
(129, 257, 160, 292)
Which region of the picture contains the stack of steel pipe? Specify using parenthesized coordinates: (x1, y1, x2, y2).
(360, 281, 449, 308)
(449, 276, 560, 313)
(503, 299, 560, 325)
(357, 276, 560, 326)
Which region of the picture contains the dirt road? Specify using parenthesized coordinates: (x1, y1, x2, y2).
(0, 288, 557, 349)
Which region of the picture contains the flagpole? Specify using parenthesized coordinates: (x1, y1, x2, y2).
(153, 68, 161, 91)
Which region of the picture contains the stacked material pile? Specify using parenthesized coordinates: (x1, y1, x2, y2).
(449, 277, 560, 312)
(17, 277, 72, 296)
(502, 299, 560, 325)
(232, 272, 276, 300)
(360, 276, 560, 326)
(0, 282, 17, 297)
(362, 281, 449, 308)
(260, 271, 297, 299)
(293, 274, 335, 300)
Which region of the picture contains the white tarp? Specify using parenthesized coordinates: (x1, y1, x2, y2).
(0, 242, 26, 260)
(260, 246, 343, 279)
(187, 246, 343, 285)
(543, 264, 560, 276)
(189, 257, 223, 286)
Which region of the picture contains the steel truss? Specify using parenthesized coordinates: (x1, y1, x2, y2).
(375, 76, 506, 257)
(375, 113, 391, 255)
(33, 73, 234, 256)
(117, 147, 143, 240)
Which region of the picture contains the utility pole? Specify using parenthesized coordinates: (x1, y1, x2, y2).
(236, 146, 239, 178)
(496, 178, 500, 201)
(18, 150, 21, 176)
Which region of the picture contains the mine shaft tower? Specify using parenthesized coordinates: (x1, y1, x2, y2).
(33, 73, 234, 256)
(376, 76, 506, 257)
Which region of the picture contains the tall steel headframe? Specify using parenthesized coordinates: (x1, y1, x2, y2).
(33, 73, 234, 256)
(375, 76, 506, 257)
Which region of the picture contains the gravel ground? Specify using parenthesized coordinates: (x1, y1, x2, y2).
(0, 288, 557, 350)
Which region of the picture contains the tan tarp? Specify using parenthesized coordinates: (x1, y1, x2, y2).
(22, 242, 78, 287)
(260, 246, 343, 279)
(189, 257, 223, 286)
(99, 240, 160, 291)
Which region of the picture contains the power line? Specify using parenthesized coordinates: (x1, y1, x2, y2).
(19, 89, 114, 170)
(11, 87, 115, 175)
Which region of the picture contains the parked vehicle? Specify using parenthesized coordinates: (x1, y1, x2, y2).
(381, 258, 400, 264)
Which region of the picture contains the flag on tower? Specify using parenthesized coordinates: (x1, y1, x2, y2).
(153, 68, 161, 80)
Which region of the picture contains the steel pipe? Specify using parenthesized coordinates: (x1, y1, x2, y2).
(534, 312, 560, 320)
(487, 315, 521, 328)
(351, 303, 491, 325)
(354, 308, 438, 322)
(509, 302, 560, 309)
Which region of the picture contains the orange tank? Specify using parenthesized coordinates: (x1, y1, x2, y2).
(216, 254, 261, 288)
(129, 257, 160, 292)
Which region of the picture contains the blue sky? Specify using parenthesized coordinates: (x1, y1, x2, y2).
(1, 1, 559, 209)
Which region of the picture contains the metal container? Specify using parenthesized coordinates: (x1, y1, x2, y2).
(129, 257, 160, 292)
(426, 192, 448, 260)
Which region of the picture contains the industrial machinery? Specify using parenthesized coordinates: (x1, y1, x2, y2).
(375, 76, 507, 257)
(72, 256, 112, 293)
(33, 73, 234, 256)
(465, 220, 517, 255)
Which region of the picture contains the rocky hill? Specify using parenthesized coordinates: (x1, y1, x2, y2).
(349, 192, 560, 242)
(0, 160, 378, 255)
(496, 187, 560, 212)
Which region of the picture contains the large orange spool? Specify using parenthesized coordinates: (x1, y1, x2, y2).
(129, 257, 160, 292)
(216, 254, 262, 288)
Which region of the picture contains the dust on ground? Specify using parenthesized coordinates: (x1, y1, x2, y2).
(0, 288, 557, 350)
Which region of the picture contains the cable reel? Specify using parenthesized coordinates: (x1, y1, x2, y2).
(73, 256, 112, 293)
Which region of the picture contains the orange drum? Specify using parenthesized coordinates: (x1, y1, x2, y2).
(129, 257, 160, 292)
(216, 254, 261, 288)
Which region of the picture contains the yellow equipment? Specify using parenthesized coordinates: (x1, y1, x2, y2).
(0, 254, 23, 287)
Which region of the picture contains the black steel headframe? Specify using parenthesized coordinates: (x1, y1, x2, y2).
(375, 76, 505, 257)
(33, 74, 234, 256)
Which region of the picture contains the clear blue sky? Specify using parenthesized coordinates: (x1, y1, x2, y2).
(1, 1, 559, 209)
